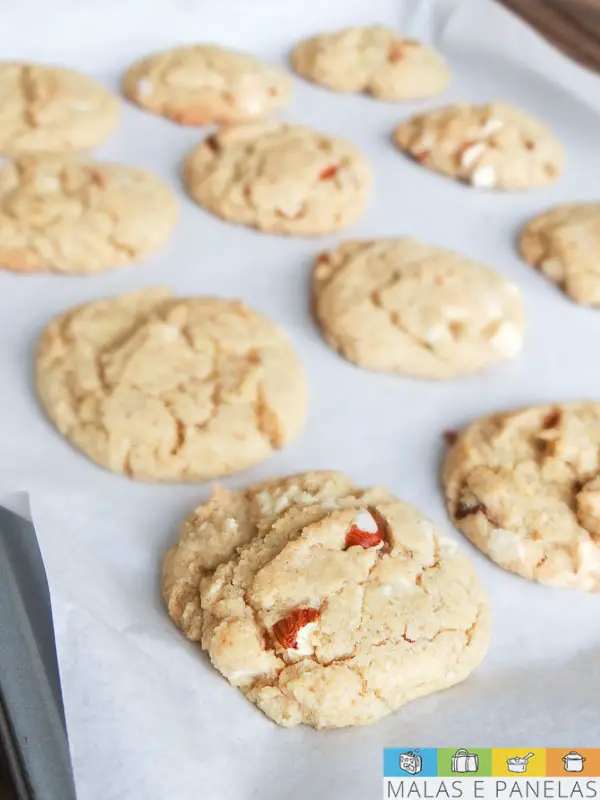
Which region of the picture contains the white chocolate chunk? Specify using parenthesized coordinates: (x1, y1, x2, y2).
(460, 142, 485, 168)
(224, 517, 238, 533)
(577, 539, 600, 574)
(137, 78, 153, 96)
(353, 509, 378, 533)
(438, 537, 459, 556)
(488, 528, 525, 563)
(424, 323, 450, 345)
(239, 95, 264, 116)
(257, 486, 319, 516)
(481, 118, 504, 136)
(273, 495, 291, 514)
(202, 572, 226, 603)
(489, 321, 522, 357)
(471, 164, 497, 188)
(228, 667, 261, 684)
(379, 577, 415, 596)
(255, 490, 272, 515)
(417, 131, 436, 149)
(291, 621, 318, 656)
(299, 491, 318, 505)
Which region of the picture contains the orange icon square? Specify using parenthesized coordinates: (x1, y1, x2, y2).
(547, 749, 600, 776)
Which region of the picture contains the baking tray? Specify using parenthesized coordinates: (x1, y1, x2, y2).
(0, 506, 77, 800)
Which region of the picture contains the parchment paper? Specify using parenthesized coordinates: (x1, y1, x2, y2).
(1, 1, 599, 798)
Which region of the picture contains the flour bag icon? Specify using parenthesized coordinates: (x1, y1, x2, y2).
(452, 749, 479, 773)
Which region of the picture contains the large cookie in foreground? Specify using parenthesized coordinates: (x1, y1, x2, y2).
(164, 471, 490, 729)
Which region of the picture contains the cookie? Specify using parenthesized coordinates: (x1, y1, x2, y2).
(36, 289, 308, 481)
(443, 402, 600, 590)
(393, 102, 563, 190)
(0, 156, 178, 274)
(291, 26, 449, 100)
(183, 123, 372, 235)
(164, 471, 490, 729)
(519, 203, 600, 306)
(122, 45, 291, 126)
(312, 238, 525, 380)
(0, 63, 119, 154)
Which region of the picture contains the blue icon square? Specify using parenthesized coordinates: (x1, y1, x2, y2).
(384, 748, 438, 777)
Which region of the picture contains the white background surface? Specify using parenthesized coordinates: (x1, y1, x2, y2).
(1, 1, 600, 798)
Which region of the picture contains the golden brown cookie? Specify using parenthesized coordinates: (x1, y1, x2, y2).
(312, 238, 525, 379)
(183, 123, 372, 235)
(123, 45, 291, 125)
(444, 402, 600, 590)
(394, 102, 564, 190)
(291, 26, 449, 100)
(164, 471, 490, 728)
(0, 63, 119, 153)
(36, 289, 308, 481)
(519, 203, 600, 306)
(0, 156, 178, 274)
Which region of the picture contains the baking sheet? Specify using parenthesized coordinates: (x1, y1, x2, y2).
(1, 0, 600, 798)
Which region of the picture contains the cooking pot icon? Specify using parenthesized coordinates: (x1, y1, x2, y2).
(506, 753, 534, 773)
(563, 752, 585, 773)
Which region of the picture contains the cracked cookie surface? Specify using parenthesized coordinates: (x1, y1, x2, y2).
(164, 471, 490, 729)
(443, 402, 600, 590)
(393, 102, 563, 190)
(0, 63, 119, 153)
(519, 203, 600, 306)
(312, 238, 525, 380)
(123, 45, 291, 125)
(183, 123, 372, 235)
(291, 26, 449, 100)
(0, 156, 178, 274)
(163, 471, 396, 641)
(36, 288, 308, 481)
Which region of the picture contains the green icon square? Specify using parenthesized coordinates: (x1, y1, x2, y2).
(438, 748, 492, 777)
